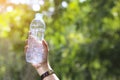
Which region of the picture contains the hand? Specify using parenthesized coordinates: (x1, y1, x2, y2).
(24, 35, 49, 69)
(25, 34, 59, 80)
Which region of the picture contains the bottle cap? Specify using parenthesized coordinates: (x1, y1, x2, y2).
(35, 13, 43, 20)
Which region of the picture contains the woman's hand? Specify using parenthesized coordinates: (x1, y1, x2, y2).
(24, 34, 59, 80)
(24, 35, 49, 69)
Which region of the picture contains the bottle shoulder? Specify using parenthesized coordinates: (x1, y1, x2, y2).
(30, 19, 45, 28)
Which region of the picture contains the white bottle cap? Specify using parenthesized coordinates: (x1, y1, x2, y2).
(35, 13, 43, 20)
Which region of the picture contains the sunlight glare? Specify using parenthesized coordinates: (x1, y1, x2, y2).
(0, 6, 2, 12)
(79, 0, 86, 3)
(62, 1, 68, 8)
(20, 0, 26, 4)
(6, 6, 13, 12)
(32, 4, 40, 11)
(10, 0, 19, 4)
(39, 0, 44, 5)
(48, 7, 54, 12)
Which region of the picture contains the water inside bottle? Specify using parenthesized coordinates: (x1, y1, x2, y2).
(31, 28, 45, 41)
(26, 35, 44, 64)
(26, 13, 45, 64)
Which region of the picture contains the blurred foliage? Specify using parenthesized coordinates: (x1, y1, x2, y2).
(0, 0, 120, 80)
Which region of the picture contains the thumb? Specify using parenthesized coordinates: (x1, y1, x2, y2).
(42, 40, 49, 53)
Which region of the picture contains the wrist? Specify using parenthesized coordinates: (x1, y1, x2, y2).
(36, 63, 52, 75)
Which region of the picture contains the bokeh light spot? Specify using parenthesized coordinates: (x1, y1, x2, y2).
(32, 4, 40, 11)
(62, 1, 68, 8)
(79, 0, 86, 3)
(6, 6, 13, 12)
(39, 0, 44, 5)
(48, 7, 54, 12)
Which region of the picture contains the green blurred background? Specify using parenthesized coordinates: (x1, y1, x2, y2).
(0, 0, 120, 80)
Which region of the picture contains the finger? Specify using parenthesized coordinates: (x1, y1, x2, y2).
(29, 35, 35, 39)
(29, 31, 31, 35)
(24, 45, 29, 53)
(28, 35, 34, 42)
(42, 40, 49, 53)
(42, 40, 48, 49)
(25, 39, 28, 45)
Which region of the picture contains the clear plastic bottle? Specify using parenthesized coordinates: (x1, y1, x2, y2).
(26, 13, 45, 64)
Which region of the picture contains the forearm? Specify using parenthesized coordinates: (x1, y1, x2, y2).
(36, 63, 59, 80)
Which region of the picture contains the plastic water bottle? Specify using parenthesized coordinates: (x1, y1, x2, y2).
(26, 13, 45, 64)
